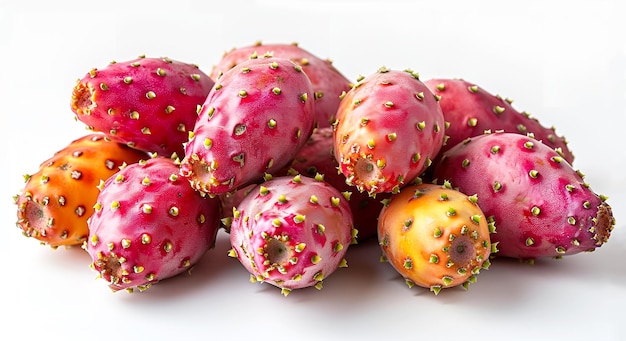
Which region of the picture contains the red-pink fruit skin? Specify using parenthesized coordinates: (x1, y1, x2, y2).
(229, 175, 354, 292)
(210, 42, 352, 128)
(333, 68, 445, 196)
(433, 132, 614, 259)
(424, 78, 574, 164)
(71, 57, 214, 158)
(86, 157, 221, 292)
(180, 57, 316, 195)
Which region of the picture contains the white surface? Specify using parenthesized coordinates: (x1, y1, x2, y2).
(1, 0, 625, 340)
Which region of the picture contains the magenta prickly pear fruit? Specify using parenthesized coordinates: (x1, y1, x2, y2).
(71, 56, 214, 158)
(86, 156, 222, 292)
(180, 56, 316, 195)
(333, 67, 445, 196)
(228, 174, 356, 296)
(210, 41, 352, 128)
(433, 131, 615, 260)
(424, 78, 574, 164)
(287, 127, 390, 241)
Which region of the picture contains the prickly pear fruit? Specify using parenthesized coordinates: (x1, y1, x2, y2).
(228, 174, 356, 296)
(86, 156, 221, 292)
(14, 133, 147, 248)
(424, 78, 574, 164)
(210, 41, 352, 128)
(180, 56, 316, 195)
(378, 182, 495, 295)
(71, 56, 214, 157)
(287, 127, 390, 241)
(433, 131, 615, 259)
(333, 67, 445, 196)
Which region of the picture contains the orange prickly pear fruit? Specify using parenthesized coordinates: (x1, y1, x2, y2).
(14, 133, 147, 248)
(377, 182, 497, 294)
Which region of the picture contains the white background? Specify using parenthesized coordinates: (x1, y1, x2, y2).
(1, 0, 625, 340)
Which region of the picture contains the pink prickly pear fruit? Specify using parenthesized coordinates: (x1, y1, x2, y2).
(424, 78, 574, 164)
(378, 182, 496, 295)
(228, 174, 356, 296)
(86, 156, 222, 292)
(180, 56, 316, 195)
(287, 127, 390, 241)
(333, 67, 446, 196)
(71, 56, 214, 158)
(210, 41, 352, 128)
(432, 131, 615, 260)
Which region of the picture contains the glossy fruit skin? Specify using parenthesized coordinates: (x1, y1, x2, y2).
(210, 41, 352, 128)
(71, 56, 214, 157)
(433, 131, 614, 259)
(228, 174, 355, 296)
(14, 133, 147, 248)
(378, 183, 494, 294)
(86, 156, 221, 292)
(424, 78, 574, 164)
(180, 56, 316, 195)
(333, 67, 445, 196)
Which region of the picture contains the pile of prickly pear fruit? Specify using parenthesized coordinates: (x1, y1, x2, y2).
(13, 41, 616, 296)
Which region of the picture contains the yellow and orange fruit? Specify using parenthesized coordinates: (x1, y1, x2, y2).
(15, 133, 147, 248)
(377, 182, 497, 294)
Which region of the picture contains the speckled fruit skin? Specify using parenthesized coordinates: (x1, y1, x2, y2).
(286, 127, 391, 242)
(14, 133, 147, 248)
(377, 182, 495, 295)
(71, 56, 214, 157)
(433, 131, 615, 260)
(228, 174, 356, 296)
(86, 156, 221, 292)
(333, 67, 445, 196)
(424, 78, 574, 164)
(210, 41, 352, 128)
(180, 56, 316, 196)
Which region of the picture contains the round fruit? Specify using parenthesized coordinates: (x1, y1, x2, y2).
(377, 182, 496, 294)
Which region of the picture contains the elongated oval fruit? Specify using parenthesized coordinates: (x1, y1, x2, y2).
(333, 67, 445, 196)
(71, 56, 214, 157)
(378, 182, 494, 294)
(181, 56, 316, 195)
(424, 78, 574, 164)
(228, 174, 355, 296)
(210, 41, 352, 128)
(433, 131, 615, 259)
(86, 156, 221, 292)
(14, 133, 147, 248)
